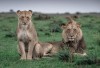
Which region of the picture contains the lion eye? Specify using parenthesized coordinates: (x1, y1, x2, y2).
(67, 29, 70, 32)
(26, 17, 29, 20)
(21, 16, 24, 19)
(74, 29, 77, 32)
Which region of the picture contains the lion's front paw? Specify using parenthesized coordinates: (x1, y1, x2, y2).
(27, 57, 32, 60)
(27, 56, 32, 60)
(33, 57, 40, 60)
(20, 56, 26, 60)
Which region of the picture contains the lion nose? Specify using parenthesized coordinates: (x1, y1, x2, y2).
(70, 35, 74, 38)
(70, 36, 73, 38)
(23, 22, 26, 25)
(71, 36, 73, 37)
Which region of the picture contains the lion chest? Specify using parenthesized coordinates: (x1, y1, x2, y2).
(18, 30, 31, 42)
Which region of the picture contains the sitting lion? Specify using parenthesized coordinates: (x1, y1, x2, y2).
(16, 10, 38, 60)
(61, 17, 87, 56)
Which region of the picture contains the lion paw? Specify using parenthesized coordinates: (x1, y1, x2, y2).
(20, 57, 26, 60)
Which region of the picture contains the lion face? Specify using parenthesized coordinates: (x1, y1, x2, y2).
(17, 10, 32, 26)
(62, 22, 81, 42)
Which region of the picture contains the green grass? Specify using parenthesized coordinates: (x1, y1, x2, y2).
(0, 13, 100, 68)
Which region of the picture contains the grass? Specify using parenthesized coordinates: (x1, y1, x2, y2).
(0, 13, 100, 68)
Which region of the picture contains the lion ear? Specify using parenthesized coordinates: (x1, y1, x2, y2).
(77, 23, 81, 27)
(16, 10, 21, 15)
(29, 10, 33, 13)
(61, 23, 66, 29)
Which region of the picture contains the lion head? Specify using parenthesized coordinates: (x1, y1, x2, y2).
(16, 10, 33, 26)
(61, 17, 83, 43)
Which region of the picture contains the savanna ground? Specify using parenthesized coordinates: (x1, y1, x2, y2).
(0, 12, 100, 68)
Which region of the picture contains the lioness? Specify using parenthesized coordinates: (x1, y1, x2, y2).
(33, 41, 64, 59)
(16, 10, 38, 60)
(61, 17, 87, 56)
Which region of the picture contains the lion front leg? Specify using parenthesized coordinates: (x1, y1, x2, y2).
(18, 41, 26, 60)
(43, 53, 54, 57)
(27, 41, 34, 60)
(69, 47, 75, 62)
(33, 43, 42, 59)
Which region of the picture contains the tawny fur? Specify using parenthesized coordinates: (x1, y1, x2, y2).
(61, 17, 87, 56)
(16, 10, 38, 60)
(33, 41, 65, 58)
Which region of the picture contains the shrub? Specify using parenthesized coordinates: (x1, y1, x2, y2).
(49, 20, 64, 32)
(88, 46, 95, 50)
(38, 28, 44, 32)
(5, 31, 15, 38)
(57, 47, 74, 62)
(58, 48, 100, 64)
(75, 53, 100, 65)
(44, 32, 51, 36)
(73, 15, 79, 19)
(34, 14, 51, 20)
(76, 12, 81, 15)
(82, 23, 93, 29)
(83, 15, 94, 18)
(96, 38, 100, 46)
(0, 25, 11, 31)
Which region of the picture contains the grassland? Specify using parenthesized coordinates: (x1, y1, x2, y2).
(0, 12, 100, 68)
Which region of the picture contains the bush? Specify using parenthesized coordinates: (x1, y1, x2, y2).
(76, 12, 81, 15)
(38, 28, 44, 32)
(57, 47, 73, 62)
(5, 31, 15, 38)
(49, 20, 64, 32)
(44, 32, 51, 36)
(58, 51, 70, 62)
(96, 38, 100, 46)
(34, 14, 51, 20)
(75, 53, 100, 65)
(58, 49, 100, 64)
(83, 15, 94, 18)
(0, 25, 11, 31)
(82, 23, 93, 29)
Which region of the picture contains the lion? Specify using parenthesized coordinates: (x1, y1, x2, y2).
(33, 41, 65, 59)
(16, 10, 38, 60)
(61, 17, 87, 56)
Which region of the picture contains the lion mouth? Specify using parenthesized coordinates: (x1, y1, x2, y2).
(68, 38, 75, 41)
(23, 23, 27, 25)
